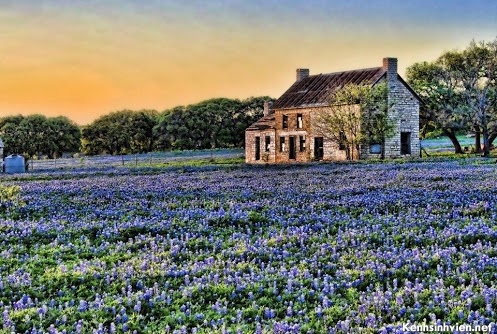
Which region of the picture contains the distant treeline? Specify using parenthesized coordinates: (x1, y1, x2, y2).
(0, 97, 273, 158)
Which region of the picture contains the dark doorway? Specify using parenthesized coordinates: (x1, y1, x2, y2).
(255, 136, 260, 160)
(289, 136, 296, 159)
(401, 132, 411, 155)
(314, 137, 324, 160)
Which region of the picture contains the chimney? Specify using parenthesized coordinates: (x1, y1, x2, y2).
(383, 57, 398, 82)
(263, 101, 273, 116)
(296, 68, 309, 82)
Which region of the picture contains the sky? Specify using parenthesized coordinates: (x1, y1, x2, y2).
(1, 0, 496, 125)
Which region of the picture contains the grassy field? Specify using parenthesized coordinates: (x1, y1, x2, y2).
(29, 149, 245, 171)
(0, 159, 496, 333)
(24, 135, 491, 173)
(421, 135, 479, 152)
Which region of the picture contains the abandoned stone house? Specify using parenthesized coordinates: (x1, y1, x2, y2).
(245, 57, 421, 163)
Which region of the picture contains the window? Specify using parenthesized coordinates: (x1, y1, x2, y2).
(297, 114, 303, 129)
(282, 115, 288, 129)
(280, 137, 286, 152)
(299, 135, 306, 152)
(339, 132, 347, 150)
(265, 136, 271, 152)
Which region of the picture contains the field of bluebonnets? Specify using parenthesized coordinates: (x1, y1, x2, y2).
(1, 159, 497, 333)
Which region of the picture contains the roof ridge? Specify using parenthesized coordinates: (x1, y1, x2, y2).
(307, 66, 384, 78)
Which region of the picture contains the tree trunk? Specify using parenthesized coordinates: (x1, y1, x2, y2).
(482, 129, 490, 157)
(474, 125, 481, 153)
(443, 130, 463, 154)
(489, 132, 497, 146)
(481, 108, 490, 157)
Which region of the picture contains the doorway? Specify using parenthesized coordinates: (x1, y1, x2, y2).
(401, 132, 411, 155)
(314, 137, 324, 160)
(255, 136, 260, 160)
(289, 136, 296, 159)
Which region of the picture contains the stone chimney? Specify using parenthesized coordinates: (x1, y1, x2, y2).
(296, 68, 310, 82)
(383, 57, 398, 82)
(263, 101, 273, 116)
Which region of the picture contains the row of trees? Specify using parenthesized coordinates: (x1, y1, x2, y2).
(0, 97, 271, 158)
(407, 37, 497, 156)
(82, 97, 271, 155)
(0, 115, 80, 158)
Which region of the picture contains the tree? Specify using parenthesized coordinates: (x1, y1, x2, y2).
(45, 116, 81, 158)
(0, 115, 24, 155)
(0, 114, 81, 159)
(313, 83, 393, 160)
(459, 39, 497, 157)
(407, 38, 497, 155)
(129, 110, 159, 153)
(82, 110, 158, 155)
(407, 56, 468, 154)
(153, 97, 273, 151)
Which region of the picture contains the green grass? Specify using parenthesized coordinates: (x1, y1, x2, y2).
(135, 156, 246, 168)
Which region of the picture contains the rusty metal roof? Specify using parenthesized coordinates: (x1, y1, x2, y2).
(271, 67, 386, 109)
(246, 114, 275, 132)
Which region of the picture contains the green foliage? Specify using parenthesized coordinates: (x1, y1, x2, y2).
(0, 114, 81, 158)
(0, 184, 23, 212)
(0, 115, 81, 158)
(82, 109, 159, 155)
(313, 83, 393, 160)
(360, 82, 395, 146)
(154, 97, 274, 151)
(406, 37, 497, 155)
(81, 96, 273, 155)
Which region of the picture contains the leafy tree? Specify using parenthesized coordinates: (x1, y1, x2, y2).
(45, 116, 81, 158)
(407, 57, 467, 153)
(82, 110, 158, 155)
(313, 83, 393, 160)
(0, 114, 81, 159)
(458, 39, 497, 156)
(407, 38, 497, 155)
(130, 110, 159, 153)
(0, 115, 25, 155)
(153, 97, 272, 151)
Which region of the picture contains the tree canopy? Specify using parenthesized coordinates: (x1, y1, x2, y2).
(0, 114, 81, 159)
(80, 96, 273, 155)
(153, 97, 272, 151)
(81, 110, 159, 155)
(407, 38, 497, 155)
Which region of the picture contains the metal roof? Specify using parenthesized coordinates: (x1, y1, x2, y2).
(245, 114, 275, 132)
(271, 67, 386, 110)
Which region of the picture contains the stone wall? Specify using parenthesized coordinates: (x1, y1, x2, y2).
(382, 58, 420, 158)
(274, 109, 312, 163)
(245, 130, 276, 164)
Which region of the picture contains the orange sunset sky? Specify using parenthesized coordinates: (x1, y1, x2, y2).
(1, 1, 497, 125)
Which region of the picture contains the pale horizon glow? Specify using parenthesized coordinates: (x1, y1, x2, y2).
(0, 1, 496, 125)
